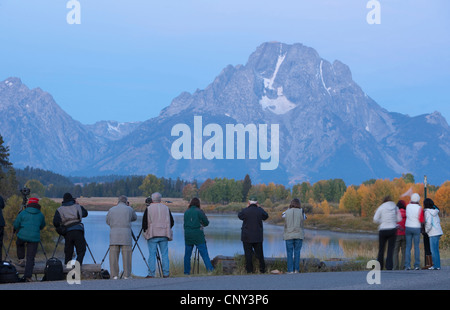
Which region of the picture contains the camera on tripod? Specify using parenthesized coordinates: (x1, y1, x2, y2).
(20, 187, 31, 197)
(19, 187, 31, 208)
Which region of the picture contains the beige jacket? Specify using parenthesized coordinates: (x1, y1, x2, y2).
(143, 203, 173, 241)
(283, 208, 305, 240)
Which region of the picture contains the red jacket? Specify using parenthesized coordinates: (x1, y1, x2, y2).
(396, 208, 406, 236)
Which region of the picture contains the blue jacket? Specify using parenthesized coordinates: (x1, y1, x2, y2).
(13, 204, 46, 242)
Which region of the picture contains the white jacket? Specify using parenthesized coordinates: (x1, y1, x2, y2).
(425, 208, 443, 237)
(373, 201, 402, 230)
(405, 203, 424, 229)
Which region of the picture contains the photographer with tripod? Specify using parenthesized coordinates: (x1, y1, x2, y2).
(106, 195, 137, 279)
(53, 193, 88, 266)
(142, 192, 174, 278)
(13, 196, 46, 282)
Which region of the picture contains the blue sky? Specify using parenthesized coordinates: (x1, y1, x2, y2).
(0, 0, 449, 124)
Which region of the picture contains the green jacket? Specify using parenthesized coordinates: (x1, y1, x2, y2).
(13, 204, 46, 243)
(183, 206, 209, 246)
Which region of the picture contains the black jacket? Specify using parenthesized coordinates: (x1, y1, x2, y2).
(0, 195, 5, 227)
(238, 204, 269, 243)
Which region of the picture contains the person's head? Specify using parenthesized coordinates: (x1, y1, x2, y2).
(118, 195, 128, 204)
(189, 197, 201, 208)
(145, 196, 153, 205)
(27, 197, 41, 210)
(289, 198, 301, 209)
(410, 193, 420, 204)
(396, 200, 406, 209)
(151, 192, 162, 203)
(248, 196, 258, 206)
(423, 198, 435, 209)
(383, 196, 392, 203)
(62, 192, 75, 204)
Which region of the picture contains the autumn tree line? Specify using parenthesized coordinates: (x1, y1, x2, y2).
(9, 166, 450, 219)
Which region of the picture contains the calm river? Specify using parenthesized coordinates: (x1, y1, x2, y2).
(82, 211, 377, 276)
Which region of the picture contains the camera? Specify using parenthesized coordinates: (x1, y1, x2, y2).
(20, 187, 31, 197)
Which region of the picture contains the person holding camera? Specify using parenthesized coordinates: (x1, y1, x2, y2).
(106, 195, 137, 279)
(183, 197, 214, 275)
(13, 197, 46, 282)
(142, 192, 174, 278)
(238, 196, 269, 274)
(53, 193, 88, 266)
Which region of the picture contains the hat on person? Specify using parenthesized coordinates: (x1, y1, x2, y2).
(249, 196, 258, 204)
(62, 192, 75, 203)
(411, 193, 420, 203)
(28, 197, 39, 205)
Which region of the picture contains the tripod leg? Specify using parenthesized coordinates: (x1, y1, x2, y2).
(100, 246, 110, 266)
(2, 244, 13, 262)
(196, 247, 200, 274)
(85, 242, 97, 264)
(132, 228, 143, 252)
(39, 241, 48, 261)
(131, 230, 150, 271)
(192, 247, 196, 274)
(156, 247, 163, 277)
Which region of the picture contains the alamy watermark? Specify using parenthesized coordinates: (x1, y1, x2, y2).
(366, 0, 381, 24)
(170, 116, 280, 171)
(67, 0, 81, 25)
(366, 260, 381, 284)
(66, 260, 81, 284)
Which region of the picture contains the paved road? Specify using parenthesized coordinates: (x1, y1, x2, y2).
(1, 267, 449, 291)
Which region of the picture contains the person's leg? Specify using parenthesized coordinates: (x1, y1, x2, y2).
(64, 232, 76, 265)
(377, 230, 388, 270)
(16, 238, 26, 263)
(404, 227, 412, 269)
(393, 234, 401, 270)
(72, 230, 86, 265)
(109, 245, 120, 278)
(197, 243, 214, 272)
(285, 239, 294, 273)
(146, 238, 157, 277)
(184, 244, 194, 275)
(430, 236, 441, 269)
(399, 235, 406, 270)
(24, 241, 38, 279)
(122, 245, 132, 278)
(242, 242, 254, 273)
(157, 237, 170, 277)
(253, 242, 265, 273)
(385, 229, 397, 270)
(412, 228, 421, 269)
(293, 239, 303, 273)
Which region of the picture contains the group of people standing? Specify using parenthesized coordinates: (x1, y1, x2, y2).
(374, 193, 443, 271)
(0, 190, 308, 280)
(0, 193, 89, 282)
(6, 189, 442, 281)
(106, 193, 308, 278)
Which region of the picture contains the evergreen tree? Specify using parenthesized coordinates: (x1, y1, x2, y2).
(242, 174, 252, 202)
(0, 134, 18, 198)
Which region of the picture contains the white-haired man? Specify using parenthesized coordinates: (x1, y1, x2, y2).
(106, 195, 137, 279)
(142, 192, 174, 278)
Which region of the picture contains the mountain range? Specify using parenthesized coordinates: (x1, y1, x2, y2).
(1, 42, 449, 186)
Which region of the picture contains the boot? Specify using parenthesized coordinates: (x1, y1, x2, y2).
(422, 255, 433, 269)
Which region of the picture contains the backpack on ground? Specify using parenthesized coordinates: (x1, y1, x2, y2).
(0, 261, 19, 284)
(42, 257, 64, 281)
(42, 235, 64, 281)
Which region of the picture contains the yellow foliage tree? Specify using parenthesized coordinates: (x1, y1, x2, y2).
(434, 184, 450, 217)
(320, 199, 331, 216)
(339, 186, 361, 216)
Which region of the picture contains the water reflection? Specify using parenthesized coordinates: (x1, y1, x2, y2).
(82, 211, 377, 276)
